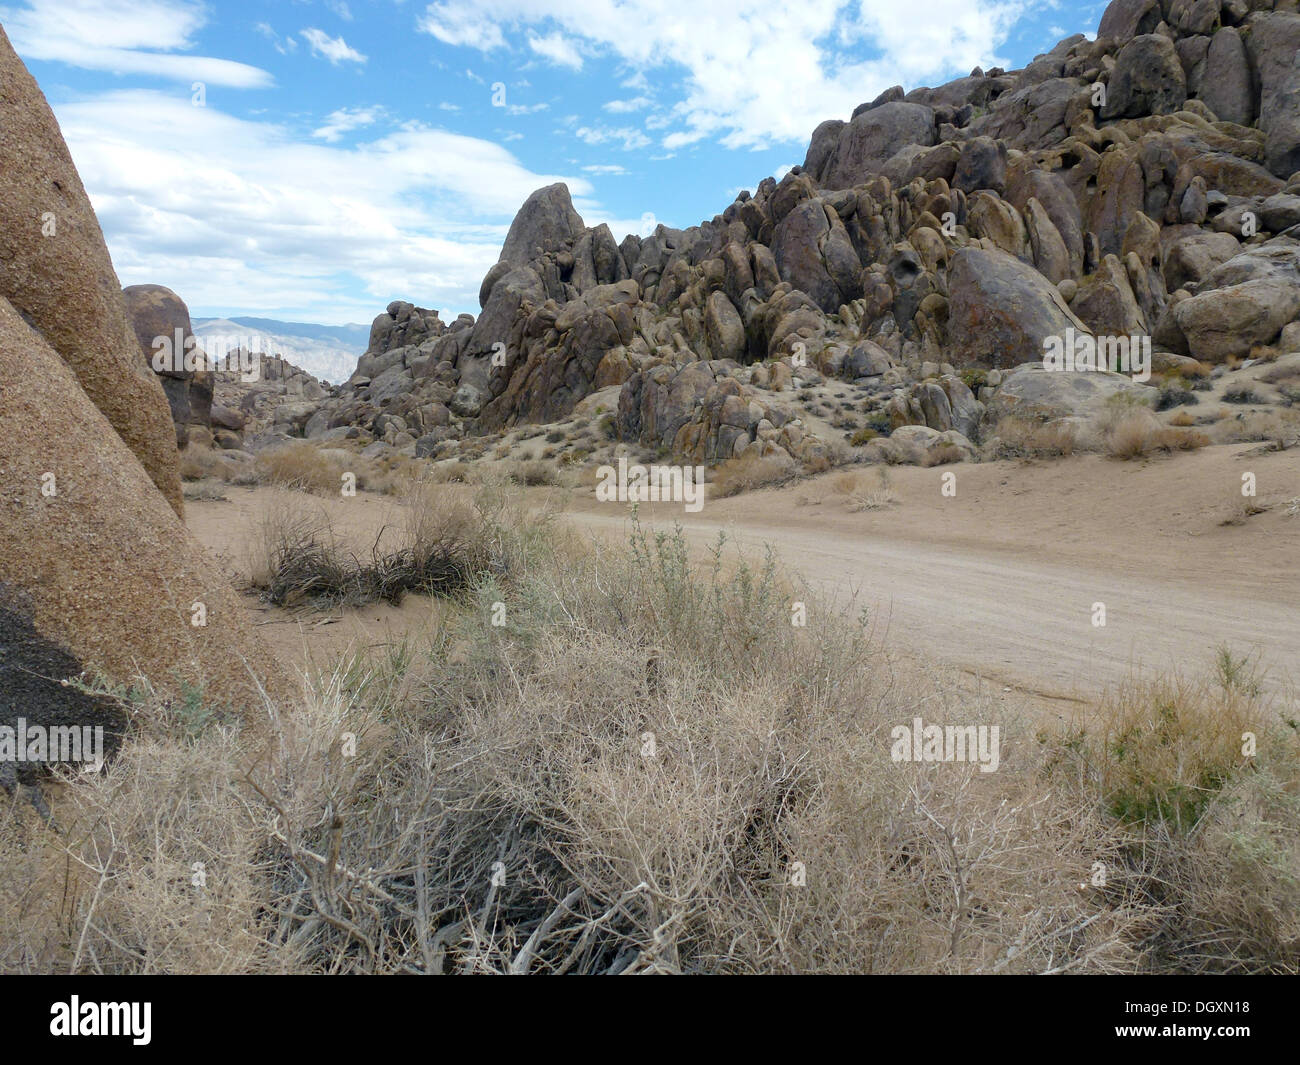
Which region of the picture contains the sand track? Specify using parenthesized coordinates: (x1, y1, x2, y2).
(187, 443, 1300, 708)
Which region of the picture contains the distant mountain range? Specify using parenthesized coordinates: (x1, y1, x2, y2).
(192, 316, 370, 384)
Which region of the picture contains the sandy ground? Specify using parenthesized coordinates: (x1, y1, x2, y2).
(187, 440, 1300, 710)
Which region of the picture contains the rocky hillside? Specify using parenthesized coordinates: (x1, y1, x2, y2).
(230, 1, 1300, 474)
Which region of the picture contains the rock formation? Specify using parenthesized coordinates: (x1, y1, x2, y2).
(0, 29, 286, 721)
(260, 0, 1300, 464)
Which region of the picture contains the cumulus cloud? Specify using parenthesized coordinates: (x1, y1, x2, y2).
(603, 96, 651, 113)
(53, 90, 593, 320)
(528, 31, 583, 70)
(414, 0, 1024, 149)
(418, 2, 507, 50)
(300, 27, 367, 65)
(0, 0, 273, 87)
(312, 105, 385, 142)
(574, 124, 650, 151)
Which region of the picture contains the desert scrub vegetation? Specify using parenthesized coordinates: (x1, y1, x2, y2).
(248, 483, 507, 608)
(2, 493, 1298, 974)
(711, 451, 796, 497)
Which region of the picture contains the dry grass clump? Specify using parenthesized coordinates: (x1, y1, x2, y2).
(1101, 411, 1209, 459)
(3, 498, 1298, 974)
(990, 417, 1079, 459)
(249, 485, 499, 608)
(182, 478, 229, 502)
(179, 446, 225, 481)
(834, 468, 897, 511)
(255, 442, 352, 495)
(711, 452, 794, 497)
(1208, 409, 1300, 448)
(511, 459, 561, 486)
(919, 442, 967, 467)
(1042, 654, 1300, 972)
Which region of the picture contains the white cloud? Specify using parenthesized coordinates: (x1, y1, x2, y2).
(1, 0, 273, 87)
(504, 102, 548, 115)
(53, 90, 594, 321)
(582, 164, 626, 174)
(527, 31, 582, 70)
(603, 95, 651, 113)
(312, 105, 385, 142)
(255, 22, 298, 56)
(326, 0, 354, 20)
(438, 101, 461, 111)
(419, 3, 506, 50)
(300, 27, 367, 65)
(414, 0, 1023, 149)
(574, 124, 650, 151)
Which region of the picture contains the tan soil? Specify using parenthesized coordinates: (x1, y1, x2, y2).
(187, 441, 1300, 711)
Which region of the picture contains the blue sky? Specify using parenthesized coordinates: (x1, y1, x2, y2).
(2, 0, 1109, 324)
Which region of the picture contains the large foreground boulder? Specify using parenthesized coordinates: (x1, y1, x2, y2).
(0, 296, 287, 716)
(0, 27, 182, 514)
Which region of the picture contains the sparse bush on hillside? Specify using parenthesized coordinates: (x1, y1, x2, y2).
(989, 417, 1078, 459)
(711, 452, 794, 497)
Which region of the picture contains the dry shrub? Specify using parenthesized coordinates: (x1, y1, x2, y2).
(1103, 411, 1161, 459)
(844, 468, 896, 511)
(711, 452, 794, 497)
(255, 442, 350, 495)
(1046, 660, 1300, 972)
(4, 502, 1298, 974)
(512, 459, 560, 486)
(831, 472, 859, 495)
(182, 478, 229, 502)
(1101, 412, 1208, 459)
(920, 442, 967, 467)
(990, 417, 1078, 459)
(1208, 409, 1300, 448)
(248, 484, 498, 608)
(1167, 410, 1196, 427)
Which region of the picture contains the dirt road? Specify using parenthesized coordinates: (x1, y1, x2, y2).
(558, 445, 1300, 706)
(188, 443, 1300, 708)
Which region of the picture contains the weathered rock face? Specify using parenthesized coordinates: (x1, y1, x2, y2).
(0, 296, 286, 714)
(1101, 35, 1187, 119)
(617, 359, 826, 467)
(1247, 12, 1300, 178)
(480, 279, 639, 429)
(497, 182, 586, 268)
(0, 27, 182, 514)
(816, 102, 936, 188)
(947, 248, 1087, 369)
(984, 362, 1156, 424)
(123, 284, 211, 447)
(1173, 278, 1300, 360)
(1201, 28, 1255, 127)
